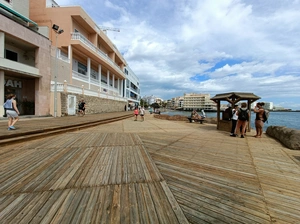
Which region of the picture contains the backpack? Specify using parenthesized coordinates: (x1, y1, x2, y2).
(238, 109, 249, 121)
(263, 110, 269, 123)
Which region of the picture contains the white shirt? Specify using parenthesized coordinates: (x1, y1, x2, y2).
(232, 109, 238, 120)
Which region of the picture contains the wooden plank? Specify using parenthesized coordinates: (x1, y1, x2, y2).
(69, 188, 92, 224)
(120, 184, 130, 224)
(110, 184, 121, 224)
(147, 182, 169, 223)
(160, 181, 189, 224)
(100, 185, 114, 224)
(31, 190, 69, 223)
(12, 192, 52, 223)
(140, 183, 160, 223)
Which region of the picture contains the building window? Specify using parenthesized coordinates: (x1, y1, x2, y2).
(91, 69, 98, 80)
(78, 62, 87, 75)
(5, 50, 18, 62)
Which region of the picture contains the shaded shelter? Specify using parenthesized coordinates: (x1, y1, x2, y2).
(210, 92, 261, 132)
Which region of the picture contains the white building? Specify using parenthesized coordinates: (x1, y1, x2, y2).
(124, 66, 140, 108)
(171, 96, 184, 109)
(183, 93, 216, 111)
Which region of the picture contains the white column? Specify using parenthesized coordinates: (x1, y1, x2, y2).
(0, 32, 5, 116)
(121, 79, 124, 97)
(0, 32, 4, 58)
(117, 78, 120, 96)
(68, 45, 73, 83)
(107, 70, 110, 94)
(98, 64, 101, 92)
(68, 45, 72, 61)
(112, 74, 115, 90)
(87, 58, 91, 89)
(0, 71, 5, 117)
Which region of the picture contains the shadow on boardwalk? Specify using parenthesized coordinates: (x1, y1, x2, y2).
(1, 114, 300, 223)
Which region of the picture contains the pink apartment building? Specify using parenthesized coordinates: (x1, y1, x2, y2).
(0, 0, 51, 117)
(30, 0, 128, 116)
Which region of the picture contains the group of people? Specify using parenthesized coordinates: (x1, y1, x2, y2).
(191, 109, 206, 120)
(230, 102, 266, 138)
(134, 107, 145, 121)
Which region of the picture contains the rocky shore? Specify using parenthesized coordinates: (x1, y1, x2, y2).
(266, 126, 300, 150)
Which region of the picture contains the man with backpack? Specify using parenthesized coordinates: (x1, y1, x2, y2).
(234, 102, 250, 138)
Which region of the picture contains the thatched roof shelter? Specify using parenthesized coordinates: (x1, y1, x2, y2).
(210, 92, 261, 131)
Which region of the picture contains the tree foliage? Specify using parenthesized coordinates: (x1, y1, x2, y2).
(151, 102, 160, 109)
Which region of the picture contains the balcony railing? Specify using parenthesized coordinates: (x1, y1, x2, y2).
(72, 70, 120, 96)
(71, 32, 124, 75)
(51, 81, 126, 102)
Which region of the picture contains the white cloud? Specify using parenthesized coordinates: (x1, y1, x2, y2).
(56, 0, 300, 109)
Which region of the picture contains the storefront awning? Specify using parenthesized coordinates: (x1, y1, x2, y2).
(0, 3, 38, 27)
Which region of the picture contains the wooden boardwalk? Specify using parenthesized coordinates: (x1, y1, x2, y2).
(1, 114, 300, 223)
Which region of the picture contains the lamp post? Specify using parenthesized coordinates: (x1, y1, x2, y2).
(52, 24, 64, 117)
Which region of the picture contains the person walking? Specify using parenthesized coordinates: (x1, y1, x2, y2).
(134, 107, 139, 121)
(230, 105, 238, 136)
(140, 107, 145, 121)
(78, 99, 86, 116)
(3, 94, 20, 130)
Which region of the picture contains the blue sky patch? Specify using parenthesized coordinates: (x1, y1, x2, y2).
(190, 74, 209, 82)
(206, 58, 245, 72)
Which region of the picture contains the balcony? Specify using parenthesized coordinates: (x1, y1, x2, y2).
(71, 32, 124, 76)
(0, 58, 40, 77)
(51, 81, 125, 101)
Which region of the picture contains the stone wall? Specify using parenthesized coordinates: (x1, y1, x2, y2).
(60, 92, 127, 115)
(266, 126, 300, 150)
(153, 114, 217, 124)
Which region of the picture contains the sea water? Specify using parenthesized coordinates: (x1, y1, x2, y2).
(161, 111, 300, 131)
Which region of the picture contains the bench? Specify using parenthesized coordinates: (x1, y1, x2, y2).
(187, 117, 206, 124)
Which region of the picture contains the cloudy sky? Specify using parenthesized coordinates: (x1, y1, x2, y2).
(56, 0, 300, 109)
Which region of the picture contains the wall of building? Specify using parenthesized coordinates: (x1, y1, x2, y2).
(60, 92, 127, 115)
(12, 0, 29, 18)
(0, 14, 51, 116)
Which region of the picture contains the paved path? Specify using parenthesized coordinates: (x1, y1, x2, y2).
(1, 113, 300, 223)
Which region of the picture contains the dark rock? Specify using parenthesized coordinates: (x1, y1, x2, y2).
(266, 126, 300, 150)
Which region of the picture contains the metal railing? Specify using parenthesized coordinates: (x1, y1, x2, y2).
(51, 81, 126, 102)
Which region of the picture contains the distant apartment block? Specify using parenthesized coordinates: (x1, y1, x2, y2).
(183, 93, 216, 111)
(0, 0, 51, 117)
(171, 96, 184, 109)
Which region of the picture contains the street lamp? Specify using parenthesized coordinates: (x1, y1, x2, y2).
(52, 24, 64, 117)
